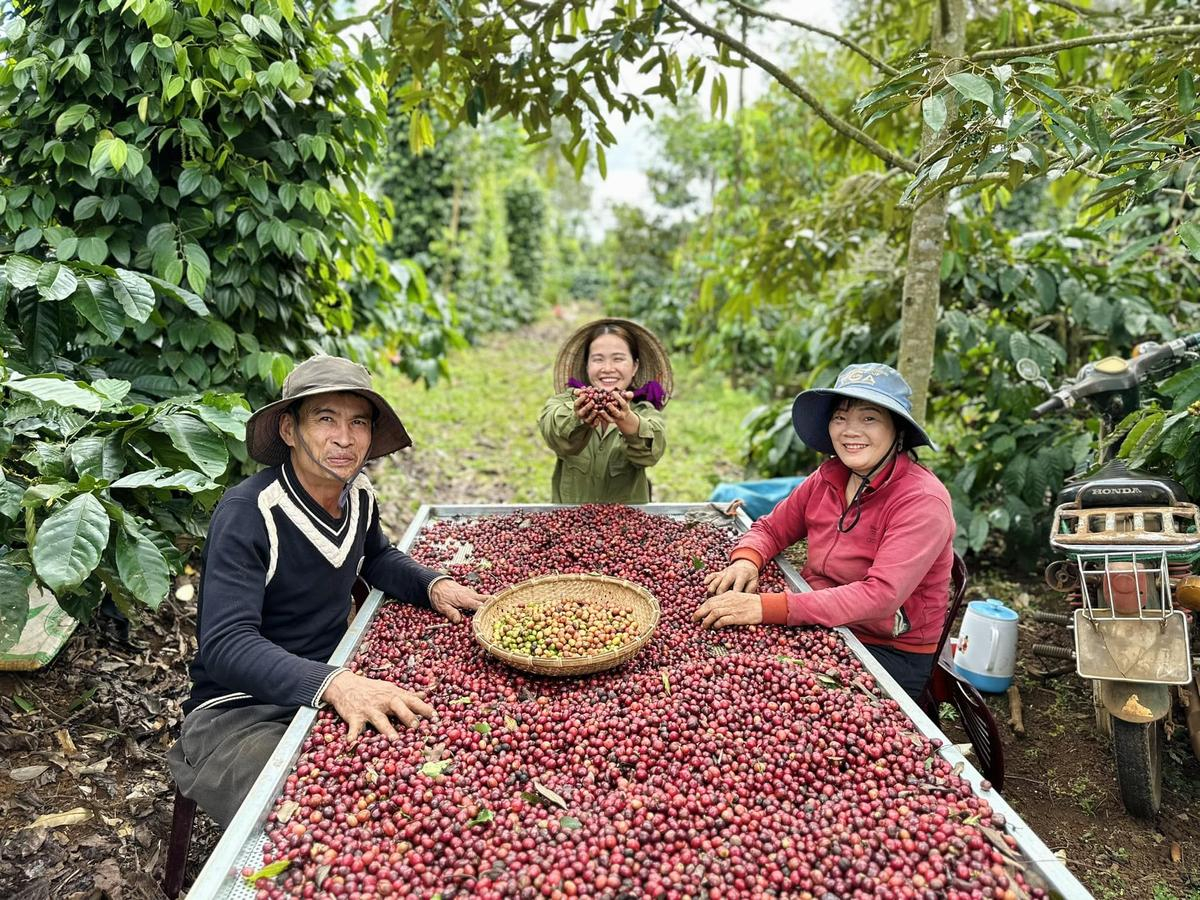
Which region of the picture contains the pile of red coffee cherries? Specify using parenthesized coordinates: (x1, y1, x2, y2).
(251, 506, 1043, 900)
(574, 385, 619, 411)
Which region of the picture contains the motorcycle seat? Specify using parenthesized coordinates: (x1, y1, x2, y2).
(1057, 460, 1190, 508)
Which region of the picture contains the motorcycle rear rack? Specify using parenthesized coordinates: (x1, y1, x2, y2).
(1050, 502, 1200, 560)
(1069, 550, 1194, 684)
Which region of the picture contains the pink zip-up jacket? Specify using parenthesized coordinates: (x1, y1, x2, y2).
(730, 453, 954, 653)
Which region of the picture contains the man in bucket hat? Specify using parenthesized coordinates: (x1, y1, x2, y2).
(694, 363, 955, 699)
(167, 356, 484, 827)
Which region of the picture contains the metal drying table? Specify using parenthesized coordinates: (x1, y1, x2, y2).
(186, 503, 1092, 899)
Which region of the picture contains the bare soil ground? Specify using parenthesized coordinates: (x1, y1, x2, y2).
(949, 577, 1200, 900)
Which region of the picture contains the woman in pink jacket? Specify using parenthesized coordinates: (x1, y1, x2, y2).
(694, 363, 955, 699)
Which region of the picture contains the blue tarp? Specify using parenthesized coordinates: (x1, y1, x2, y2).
(708, 477, 806, 521)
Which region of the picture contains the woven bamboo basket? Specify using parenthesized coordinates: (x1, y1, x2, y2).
(472, 573, 660, 676)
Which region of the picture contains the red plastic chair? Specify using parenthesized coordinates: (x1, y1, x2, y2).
(919, 552, 1006, 790)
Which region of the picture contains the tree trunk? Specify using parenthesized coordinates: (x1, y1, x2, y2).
(897, 0, 965, 425)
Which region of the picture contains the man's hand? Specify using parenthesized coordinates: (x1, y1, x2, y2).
(321, 670, 435, 741)
(703, 559, 760, 595)
(693, 591, 764, 630)
(430, 579, 485, 623)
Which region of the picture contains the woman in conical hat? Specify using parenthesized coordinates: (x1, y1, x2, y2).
(694, 363, 955, 700)
(538, 318, 673, 504)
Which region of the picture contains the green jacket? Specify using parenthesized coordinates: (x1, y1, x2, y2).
(538, 390, 667, 503)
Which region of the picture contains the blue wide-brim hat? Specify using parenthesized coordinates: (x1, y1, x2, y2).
(791, 363, 937, 455)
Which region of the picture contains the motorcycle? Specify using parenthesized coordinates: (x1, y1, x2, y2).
(1017, 332, 1200, 819)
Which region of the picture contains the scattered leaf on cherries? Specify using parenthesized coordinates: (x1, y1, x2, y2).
(560, 816, 582, 830)
(532, 780, 568, 809)
(469, 808, 494, 826)
(473, 722, 492, 734)
(420, 760, 452, 777)
(276, 800, 299, 823)
(244, 859, 290, 884)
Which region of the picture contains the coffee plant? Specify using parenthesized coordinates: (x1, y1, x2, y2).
(0, 0, 457, 636)
(0, 273, 249, 646)
(739, 201, 1199, 558)
(1109, 361, 1200, 499)
(503, 177, 547, 301)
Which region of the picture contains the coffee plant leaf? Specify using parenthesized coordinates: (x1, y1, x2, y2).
(0, 561, 34, 652)
(115, 524, 170, 610)
(31, 493, 110, 593)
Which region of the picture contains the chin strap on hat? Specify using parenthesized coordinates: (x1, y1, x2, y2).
(837, 434, 902, 534)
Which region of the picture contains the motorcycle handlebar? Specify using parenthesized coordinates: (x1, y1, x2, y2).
(1129, 331, 1200, 375)
(1031, 395, 1066, 420)
(1031, 332, 1200, 418)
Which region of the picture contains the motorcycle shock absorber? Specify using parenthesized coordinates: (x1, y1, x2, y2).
(1029, 609, 1073, 626)
(1031, 643, 1076, 661)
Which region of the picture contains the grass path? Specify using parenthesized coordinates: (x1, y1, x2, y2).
(368, 305, 759, 534)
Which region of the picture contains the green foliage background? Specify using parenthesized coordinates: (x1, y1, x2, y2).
(2, 0, 1200, 645)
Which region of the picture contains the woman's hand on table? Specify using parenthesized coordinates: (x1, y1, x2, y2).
(693, 591, 763, 629)
(703, 559, 759, 595)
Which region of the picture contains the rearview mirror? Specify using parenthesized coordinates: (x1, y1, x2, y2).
(1015, 358, 1041, 382)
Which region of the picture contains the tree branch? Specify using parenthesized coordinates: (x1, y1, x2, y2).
(971, 23, 1200, 61)
(1041, 0, 1118, 17)
(720, 0, 899, 77)
(661, 0, 918, 173)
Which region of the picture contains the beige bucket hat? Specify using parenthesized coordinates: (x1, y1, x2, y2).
(552, 318, 674, 404)
(245, 356, 411, 466)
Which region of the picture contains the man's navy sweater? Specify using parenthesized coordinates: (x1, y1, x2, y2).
(182, 460, 441, 715)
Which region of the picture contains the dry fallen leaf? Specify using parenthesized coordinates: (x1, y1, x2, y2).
(55, 729, 78, 756)
(532, 780, 569, 809)
(276, 800, 300, 823)
(73, 756, 112, 776)
(9, 765, 50, 782)
(93, 857, 124, 900)
(24, 807, 93, 830)
(1170, 841, 1182, 864)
